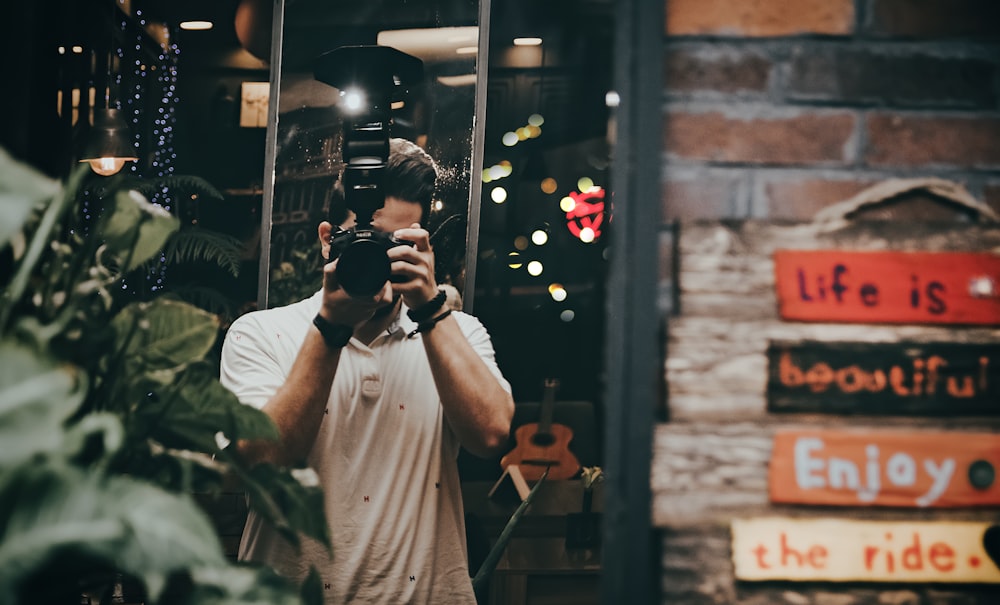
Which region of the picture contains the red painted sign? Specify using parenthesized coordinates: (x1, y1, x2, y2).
(773, 250, 1000, 325)
(769, 429, 1000, 508)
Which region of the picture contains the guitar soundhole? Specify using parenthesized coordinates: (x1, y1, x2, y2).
(531, 433, 556, 447)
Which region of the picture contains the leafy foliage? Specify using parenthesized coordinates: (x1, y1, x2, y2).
(0, 150, 328, 604)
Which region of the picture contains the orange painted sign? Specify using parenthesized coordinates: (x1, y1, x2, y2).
(732, 517, 1000, 583)
(773, 250, 1000, 325)
(769, 429, 1000, 508)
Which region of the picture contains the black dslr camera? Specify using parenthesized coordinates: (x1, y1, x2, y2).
(314, 45, 424, 298)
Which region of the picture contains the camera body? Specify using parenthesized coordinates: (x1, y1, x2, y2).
(314, 45, 424, 297)
(327, 226, 413, 298)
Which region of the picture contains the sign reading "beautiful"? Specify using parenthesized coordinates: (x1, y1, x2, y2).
(773, 250, 1000, 325)
(767, 341, 1000, 415)
(769, 429, 1000, 508)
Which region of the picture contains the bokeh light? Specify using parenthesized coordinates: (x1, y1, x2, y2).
(560, 196, 575, 212)
(507, 252, 522, 269)
(548, 283, 567, 302)
(514, 235, 529, 251)
(579, 227, 596, 243)
(560, 309, 575, 322)
(527, 261, 543, 276)
(577, 176, 595, 192)
(491, 186, 507, 204)
(540, 178, 557, 194)
(531, 229, 548, 245)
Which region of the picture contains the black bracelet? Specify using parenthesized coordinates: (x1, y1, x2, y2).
(406, 288, 447, 323)
(312, 314, 354, 349)
(407, 309, 452, 339)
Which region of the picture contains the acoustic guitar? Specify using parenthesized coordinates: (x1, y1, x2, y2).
(500, 378, 581, 481)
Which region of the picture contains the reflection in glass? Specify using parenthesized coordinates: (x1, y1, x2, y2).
(261, 0, 483, 308)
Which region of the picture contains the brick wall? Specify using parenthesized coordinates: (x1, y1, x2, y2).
(657, 2, 1000, 604)
(660, 0, 1000, 225)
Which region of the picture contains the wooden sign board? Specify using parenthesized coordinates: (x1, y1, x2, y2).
(773, 250, 1000, 325)
(732, 517, 1000, 583)
(767, 341, 1000, 415)
(769, 429, 1000, 508)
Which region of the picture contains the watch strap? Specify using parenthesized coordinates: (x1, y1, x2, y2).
(312, 314, 354, 349)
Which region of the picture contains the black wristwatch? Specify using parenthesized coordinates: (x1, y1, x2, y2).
(312, 314, 354, 349)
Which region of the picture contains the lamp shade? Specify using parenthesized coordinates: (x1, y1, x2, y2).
(80, 108, 138, 176)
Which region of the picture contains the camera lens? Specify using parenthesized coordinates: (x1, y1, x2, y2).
(337, 238, 391, 297)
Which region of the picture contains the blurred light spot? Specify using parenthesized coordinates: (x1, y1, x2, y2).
(560, 309, 576, 322)
(490, 187, 507, 204)
(531, 230, 548, 245)
(513, 37, 543, 46)
(540, 178, 557, 194)
(548, 283, 567, 302)
(514, 236, 529, 250)
(577, 177, 595, 192)
(433, 200, 444, 211)
(605, 90, 620, 107)
(527, 261, 543, 276)
(517, 127, 529, 141)
(489, 165, 507, 179)
(507, 252, 522, 269)
(528, 114, 544, 126)
(560, 196, 576, 212)
(502, 132, 518, 146)
(526, 124, 542, 138)
(482, 169, 493, 183)
(579, 227, 596, 243)
(456, 46, 478, 54)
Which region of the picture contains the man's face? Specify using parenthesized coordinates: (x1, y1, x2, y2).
(340, 196, 423, 233)
(319, 196, 424, 314)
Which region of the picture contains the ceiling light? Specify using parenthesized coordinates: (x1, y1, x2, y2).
(455, 46, 478, 55)
(180, 21, 214, 31)
(79, 108, 138, 176)
(513, 37, 542, 46)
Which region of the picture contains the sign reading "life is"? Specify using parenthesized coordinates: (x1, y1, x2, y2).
(773, 250, 1000, 325)
(769, 429, 1000, 508)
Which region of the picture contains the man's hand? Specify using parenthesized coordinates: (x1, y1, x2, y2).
(388, 223, 439, 309)
(319, 258, 393, 326)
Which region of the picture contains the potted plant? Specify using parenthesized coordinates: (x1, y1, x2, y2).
(0, 148, 327, 604)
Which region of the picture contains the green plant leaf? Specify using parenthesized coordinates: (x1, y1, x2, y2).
(226, 461, 331, 552)
(0, 147, 60, 249)
(0, 461, 227, 603)
(173, 565, 305, 605)
(99, 189, 180, 271)
(0, 341, 87, 469)
(161, 228, 244, 278)
(112, 299, 219, 379)
(139, 362, 279, 452)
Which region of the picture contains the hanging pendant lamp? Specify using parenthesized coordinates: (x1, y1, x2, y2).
(80, 108, 138, 176)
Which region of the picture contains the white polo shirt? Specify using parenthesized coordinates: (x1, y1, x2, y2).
(219, 291, 509, 604)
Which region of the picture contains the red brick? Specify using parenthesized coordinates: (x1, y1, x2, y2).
(664, 110, 856, 165)
(665, 48, 772, 94)
(662, 176, 741, 221)
(763, 178, 880, 220)
(666, 0, 855, 37)
(868, 0, 1000, 38)
(786, 48, 997, 108)
(865, 114, 1000, 169)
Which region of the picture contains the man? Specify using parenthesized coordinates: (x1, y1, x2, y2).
(220, 138, 514, 603)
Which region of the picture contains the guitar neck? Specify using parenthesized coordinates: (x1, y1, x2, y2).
(537, 378, 559, 434)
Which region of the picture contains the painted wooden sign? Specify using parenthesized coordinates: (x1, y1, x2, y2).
(769, 429, 1000, 508)
(773, 250, 1000, 325)
(767, 341, 1000, 416)
(732, 517, 1000, 583)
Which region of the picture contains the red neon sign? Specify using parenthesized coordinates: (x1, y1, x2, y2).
(565, 187, 605, 241)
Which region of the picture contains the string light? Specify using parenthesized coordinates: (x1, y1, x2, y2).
(118, 8, 180, 295)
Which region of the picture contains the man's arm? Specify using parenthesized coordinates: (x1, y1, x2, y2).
(222, 255, 393, 467)
(419, 312, 514, 457)
(390, 225, 514, 458)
